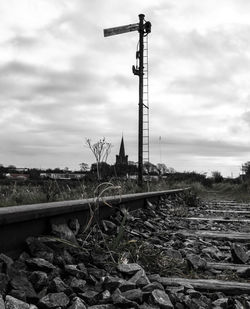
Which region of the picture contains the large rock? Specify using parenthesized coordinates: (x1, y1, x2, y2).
(111, 288, 139, 308)
(117, 263, 142, 275)
(8, 289, 26, 302)
(70, 278, 86, 293)
(128, 269, 150, 287)
(10, 273, 37, 301)
(26, 237, 54, 262)
(186, 254, 207, 270)
(0, 254, 14, 273)
(88, 305, 115, 309)
(122, 288, 143, 303)
(151, 289, 174, 309)
(0, 296, 5, 309)
(87, 267, 106, 279)
(26, 258, 56, 272)
(139, 304, 159, 309)
(30, 271, 48, 291)
(231, 244, 248, 264)
(103, 276, 124, 291)
(38, 292, 69, 309)
(102, 220, 117, 233)
(0, 273, 9, 294)
(68, 297, 87, 309)
(5, 295, 29, 309)
(165, 248, 183, 260)
(202, 246, 223, 260)
(99, 290, 111, 302)
(237, 267, 250, 278)
(183, 296, 209, 309)
(51, 223, 77, 244)
(49, 277, 71, 294)
(64, 265, 87, 279)
(142, 282, 165, 293)
(78, 290, 99, 306)
(212, 298, 228, 307)
(68, 218, 81, 236)
(103, 276, 135, 292)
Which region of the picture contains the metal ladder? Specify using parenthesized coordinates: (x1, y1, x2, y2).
(143, 34, 149, 165)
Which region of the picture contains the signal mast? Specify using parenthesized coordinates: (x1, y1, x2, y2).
(104, 14, 151, 186)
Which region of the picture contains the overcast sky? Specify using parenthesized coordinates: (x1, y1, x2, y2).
(1, 0, 250, 176)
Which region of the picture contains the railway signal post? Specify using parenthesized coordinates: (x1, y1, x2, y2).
(104, 14, 151, 186)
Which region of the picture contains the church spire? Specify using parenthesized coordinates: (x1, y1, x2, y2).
(119, 136, 125, 157)
(116, 135, 128, 165)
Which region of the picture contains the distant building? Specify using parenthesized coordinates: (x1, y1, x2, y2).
(116, 136, 128, 166)
(15, 168, 29, 172)
(5, 173, 29, 180)
(40, 173, 85, 180)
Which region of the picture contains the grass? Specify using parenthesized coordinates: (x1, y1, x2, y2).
(1, 175, 250, 207)
(199, 182, 250, 202)
(0, 178, 184, 207)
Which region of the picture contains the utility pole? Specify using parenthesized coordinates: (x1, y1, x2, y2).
(104, 14, 151, 186)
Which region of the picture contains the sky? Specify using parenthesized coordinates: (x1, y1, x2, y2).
(1, 0, 250, 177)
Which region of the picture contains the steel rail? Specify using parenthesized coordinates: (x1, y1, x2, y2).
(0, 188, 189, 257)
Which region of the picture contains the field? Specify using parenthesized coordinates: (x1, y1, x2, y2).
(1, 172, 250, 207)
(0, 178, 171, 207)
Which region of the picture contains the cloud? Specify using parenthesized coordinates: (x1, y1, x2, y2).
(158, 137, 249, 157)
(242, 111, 250, 126)
(7, 35, 38, 49)
(1, 0, 250, 176)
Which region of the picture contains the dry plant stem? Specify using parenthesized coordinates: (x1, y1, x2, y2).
(44, 236, 89, 253)
(83, 228, 93, 243)
(83, 182, 121, 234)
(83, 203, 95, 234)
(96, 221, 116, 263)
(113, 210, 127, 249)
(94, 182, 115, 195)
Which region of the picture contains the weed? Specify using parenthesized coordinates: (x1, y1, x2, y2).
(181, 190, 201, 208)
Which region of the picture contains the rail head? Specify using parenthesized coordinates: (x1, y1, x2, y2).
(0, 188, 190, 226)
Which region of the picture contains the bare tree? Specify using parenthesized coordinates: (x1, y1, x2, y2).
(85, 138, 112, 180)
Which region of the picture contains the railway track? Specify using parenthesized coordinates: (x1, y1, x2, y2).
(1, 189, 250, 308)
(0, 188, 187, 256)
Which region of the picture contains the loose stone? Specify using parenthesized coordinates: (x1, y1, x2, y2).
(151, 289, 174, 309)
(5, 295, 29, 309)
(38, 292, 69, 309)
(117, 263, 142, 275)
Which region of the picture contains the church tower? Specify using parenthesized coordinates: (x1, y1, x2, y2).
(116, 136, 128, 165)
